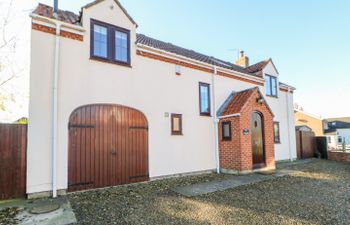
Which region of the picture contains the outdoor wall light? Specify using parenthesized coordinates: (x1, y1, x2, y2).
(257, 98, 265, 104)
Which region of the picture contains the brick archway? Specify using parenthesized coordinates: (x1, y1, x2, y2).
(218, 87, 275, 174)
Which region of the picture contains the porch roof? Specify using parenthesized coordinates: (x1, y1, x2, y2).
(217, 87, 274, 117)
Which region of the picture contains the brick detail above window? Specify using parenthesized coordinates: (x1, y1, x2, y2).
(32, 23, 84, 42)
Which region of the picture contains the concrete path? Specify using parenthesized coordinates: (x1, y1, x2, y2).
(172, 169, 297, 197)
(276, 158, 318, 169)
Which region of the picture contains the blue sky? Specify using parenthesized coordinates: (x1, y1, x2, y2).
(5, 0, 350, 120)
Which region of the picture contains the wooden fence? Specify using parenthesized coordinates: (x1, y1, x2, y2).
(0, 124, 27, 200)
(296, 130, 316, 159)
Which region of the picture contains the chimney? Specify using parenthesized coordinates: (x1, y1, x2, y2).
(53, 0, 58, 19)
(235, 51, 249, 68)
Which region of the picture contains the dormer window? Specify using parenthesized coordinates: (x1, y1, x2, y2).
(115, 31, 128, 63)
(91, 19, 130, 66)
(265, 74, 278, 97)
(93, 24, 108, 58)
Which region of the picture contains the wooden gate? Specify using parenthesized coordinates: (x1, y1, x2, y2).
(68, 104, 149, 192)
(251, 112, 265, 168)
(0, 124, 27, 200)
(296, 130, 315, 159)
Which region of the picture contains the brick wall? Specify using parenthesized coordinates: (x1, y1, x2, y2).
(219, 117, 242, 171)
(328, 151, 350, 163)
(32, 23, 84, 42)
(219, 90, 275, 173)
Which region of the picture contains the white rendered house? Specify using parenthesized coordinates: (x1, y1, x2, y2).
(28, 0, 297, 197)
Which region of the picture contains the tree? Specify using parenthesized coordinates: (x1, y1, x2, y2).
(0, 0, 24, 113)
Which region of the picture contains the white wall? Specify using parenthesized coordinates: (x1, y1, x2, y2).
(327, 129, 350, 150)
(263, 62, 297, 161)
(326, 134, 337, 149)
(27, 0, 297, 194)
(336, 129, 350, 145)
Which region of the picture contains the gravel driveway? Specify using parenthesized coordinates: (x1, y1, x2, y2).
(69, 160, 350, 225)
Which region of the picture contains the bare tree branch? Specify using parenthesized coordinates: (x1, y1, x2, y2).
(0, 0, 14, 50)
(0, 75, 15, 87)
(0, 0, 23, 112)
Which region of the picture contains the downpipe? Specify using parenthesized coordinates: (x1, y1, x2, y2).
(286, 87, 294, 162)
(31, 12, 77, 198)
(51, 23, 61, 198)
(212, 66, 220, 174)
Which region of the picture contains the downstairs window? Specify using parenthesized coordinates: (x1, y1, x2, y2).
(274, 122, 280, 143)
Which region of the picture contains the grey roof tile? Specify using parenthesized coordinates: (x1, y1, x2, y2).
(136, 34, 249, 74)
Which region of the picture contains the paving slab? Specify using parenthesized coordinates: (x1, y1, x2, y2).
(0, 197, 76, 225)
(172, 169, 298, 197)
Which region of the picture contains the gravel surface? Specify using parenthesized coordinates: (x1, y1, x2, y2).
(0, 207, 20, 225)
(69, 160, 350, 225)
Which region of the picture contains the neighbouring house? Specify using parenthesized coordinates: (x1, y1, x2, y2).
(27, 0, 297, 197)
(294, 107, 324, 136)
(295, 125, 312, 132)
(324, 117, 350, 150)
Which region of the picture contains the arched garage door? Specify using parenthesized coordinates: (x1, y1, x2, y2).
(68, 104, 149, 192)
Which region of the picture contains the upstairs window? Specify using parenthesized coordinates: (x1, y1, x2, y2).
(91, 19, 130, 66)
(274, 122, 281, 143)
(93, 24, 108, 58)
(265, 74, 278, 97)
(115, 31, 128, 63)
(199, 82, 211, 116)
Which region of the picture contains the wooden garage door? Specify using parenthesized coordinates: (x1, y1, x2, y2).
(68, 104, 149, 192)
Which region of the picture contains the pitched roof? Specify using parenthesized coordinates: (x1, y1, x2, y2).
(326, 117, 350, 124)
(136, 34, 248, 74)
(243, 59, 270, 74)
(217, 87, 274, 117)
(324, 119, 350, 134)
(31, 4, 255, 76)
(82, 0, 138, 27)
(32, 3, 291, 84)
(217, 87, 256, 116)
(33, 3, 80, 25)
(327, 121, 350, 129)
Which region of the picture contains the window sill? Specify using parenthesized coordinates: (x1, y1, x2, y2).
(90, 56, 132, 68)
(222, 138, 232, 141)
(266, 95, 278, 99)
(200, 113, 212, 117)
(274, 142, 281, 144)
(171, 133, 183, 136)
